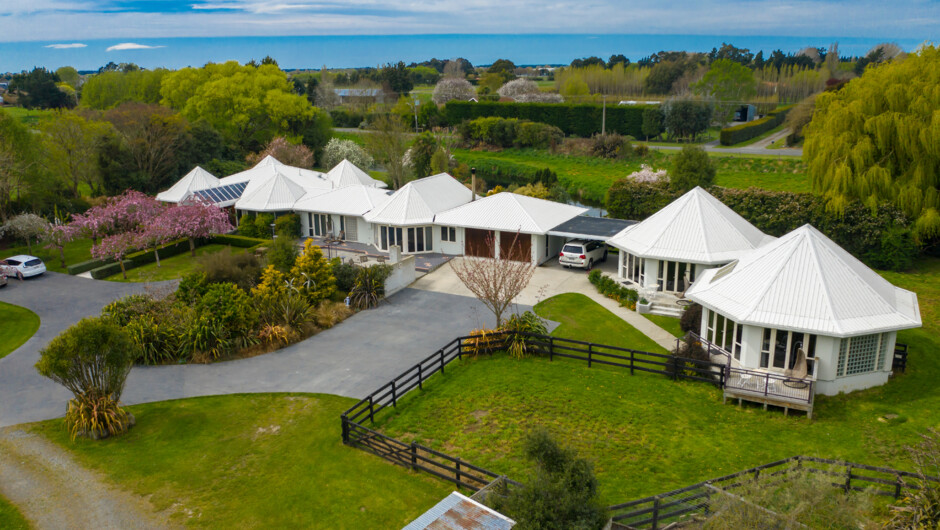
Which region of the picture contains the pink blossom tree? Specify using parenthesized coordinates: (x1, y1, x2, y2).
(165, 199, 234, 256)
(71, 190, 164, 243)
(43, 223, 78, 269)
(91, 231, 139, 279)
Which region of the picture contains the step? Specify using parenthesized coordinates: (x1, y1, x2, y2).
(649, 303, 683, 318)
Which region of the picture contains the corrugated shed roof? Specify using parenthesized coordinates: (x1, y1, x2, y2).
(294, 186, 392, 216)
(686, 225, 922, 337)
(327, 159, 388, 189)
(156, 166, 219, 203)
(607, 186, 774, 264)
(434, 193, 586, 234)
(402, 492, 515, 530)
(235, 170, 328, 212)
(365, 173, 472, 226)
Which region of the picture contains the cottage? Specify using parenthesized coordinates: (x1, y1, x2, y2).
(686, 225, 921, 397)
(608, 187, 774, 294)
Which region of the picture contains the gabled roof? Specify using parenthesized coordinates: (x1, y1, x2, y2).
(402, 492, 515, 530)
(293, 186, 392, 216)
(235, 170, 328, 212)
(686, 225, 922, 337)
(607, 187, 774, 264)
(364, 173, 472, 226)
(327, 159, 387, 189)
(156, 166, 219, 203)
(435, 192, 587, 234)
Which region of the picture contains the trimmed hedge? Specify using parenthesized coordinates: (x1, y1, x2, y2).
(443, 101, 646, 138)
(719, 105, 792, 146)
(209, 234, 269, 248)
(67, 257, 112, 275)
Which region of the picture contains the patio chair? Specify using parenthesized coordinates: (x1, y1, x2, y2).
(359, 255, 369, 264)
(376, 256, 386, 264)
(783, 349, 810, 389)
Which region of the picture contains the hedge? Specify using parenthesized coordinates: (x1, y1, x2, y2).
(443, 101, 646, 138)
(209, 234, 270, 248)
(456, 156, 558, 188)
(67, 257, 112, 275)
(719, 105, 792, 146)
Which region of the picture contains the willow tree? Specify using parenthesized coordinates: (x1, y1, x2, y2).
(804, 46, 940, 239)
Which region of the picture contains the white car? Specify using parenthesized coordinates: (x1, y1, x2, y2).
(1, 255, 46, 278)
(558, 240, 607, 270)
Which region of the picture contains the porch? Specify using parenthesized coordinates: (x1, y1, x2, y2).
(303, 237, 454, 274)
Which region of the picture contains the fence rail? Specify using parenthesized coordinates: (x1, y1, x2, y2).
(610, 455, 940, 529)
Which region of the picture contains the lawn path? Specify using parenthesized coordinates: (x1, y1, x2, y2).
(0, 427, 174, 529)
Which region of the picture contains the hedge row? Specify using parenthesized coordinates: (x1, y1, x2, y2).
(457, 156, 558, 188)
(443, 101, 646, 138)
(719, 105, 792, 146)
(67, 257, 112, 275)
(86, 234, 270, 279)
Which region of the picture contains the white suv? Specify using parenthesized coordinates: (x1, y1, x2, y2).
(559, 240, 607, 270)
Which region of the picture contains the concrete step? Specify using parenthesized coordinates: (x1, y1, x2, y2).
(649, 303, 683, 318)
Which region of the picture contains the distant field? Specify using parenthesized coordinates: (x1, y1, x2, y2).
(2, 106, 54, 126)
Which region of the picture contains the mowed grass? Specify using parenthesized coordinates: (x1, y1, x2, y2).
(0, 238, 93, 274)
(453, 147, 809, 203)
(0, 301, 40, 360)
(105, 244, 228, 282)
(0, 493, 29, 529)
(34, 394, 452, 529)
(377, 262, 940, 504)
(641, 313, 684, 338)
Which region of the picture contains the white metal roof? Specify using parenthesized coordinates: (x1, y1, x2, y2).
(402, 492, 515, 530)
(235, 169, 330, 212)
(218, 155, 282, 186)
(327, 159, 387, 189)
(607, 186, 774, 264)
(293, 186, 393, 216)
(434, 192, 587, 234)
(156, 166, 219, 203)
(364, 173, 473, 226)
(686, 224, 922, 338)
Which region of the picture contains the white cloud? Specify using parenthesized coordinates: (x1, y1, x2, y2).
(44, 43, 87, 49)
(106, 42, 166, 52)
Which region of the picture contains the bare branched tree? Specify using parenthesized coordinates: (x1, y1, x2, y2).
(449, 231, 535, 325)
(364, 114, 412, 189)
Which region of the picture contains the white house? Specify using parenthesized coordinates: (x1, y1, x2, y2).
(434, 192, 587, 264)
(685, 224, 921, 396)
(294, 185, 393, 244)
(608, 187, 774, 294)
(155, 166, 219, 203)
(363, 173, 476, 254)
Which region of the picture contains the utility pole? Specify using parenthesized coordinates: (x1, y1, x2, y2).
(413, 98, 419, 133)
(602, 94, 607, 135)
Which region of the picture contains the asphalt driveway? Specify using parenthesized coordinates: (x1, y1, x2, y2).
(0, 272, 520, 427)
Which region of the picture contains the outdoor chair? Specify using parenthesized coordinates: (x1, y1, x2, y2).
(783, 349, 810, 388)
(376, 256, 386, 263)
(359, 255, 369, 264)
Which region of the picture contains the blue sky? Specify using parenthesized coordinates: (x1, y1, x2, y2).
(1, 0, 938, 43)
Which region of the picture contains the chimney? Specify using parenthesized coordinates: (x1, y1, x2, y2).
(470, 167, 476, 201)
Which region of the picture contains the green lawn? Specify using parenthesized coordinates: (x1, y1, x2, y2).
(105, 244, 228, 282)
(34, 394, 452, 528)
(0, 493, 29, 530)
(539, 293, 669, 354)
(641, 313, 684, 338)
(1, 238, 93, 274)
(453, 147, 809, 203)
(0, 301, 40, 360)
(2, 106, 54, 127)
(376, 261, 940, 504)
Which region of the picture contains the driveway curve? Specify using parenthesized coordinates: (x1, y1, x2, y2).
(0, 272, 512, 427)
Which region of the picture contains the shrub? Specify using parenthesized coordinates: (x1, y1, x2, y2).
(680, 303, 702, 334)
(865, 226, 918, 272)
(516, 121, 563, 149)
(663, 99, 713, 141)
(460, 116, 562, 148)
(348, 264, 391, 309)
(259, 290, 316, 334)
(313, 300, 354, 329)
(887, 429, 940, 529)
(328, 108, 365, 128)
(633, 143, 650, 157)
(670, 145, 715, 192)
(252, 265, 289, 310)
(321, 137, 374, 170)
(193, 282, 258, 358)
(239, 214, 260, 238)
(35, 317, 138, 440)
(590, 132, 632, 159)
(331, 259, 359, 294)
(289, 240, 336, 305)
(274, 214, 300, 237)
(463, 328, 502, 356)
(606, 179, 678, 220)
(500, 311, 548, 359)
(198, 248, 263, 292)
(456, 156, 558, 189)
(253, 213, 275, 238)
(124, 303, 195, 365)
(719, 105, 791, 145)
(587, 269, 639, 309)
(443, 100, 645, 138)
(101, 293, 164, 326)
(267, 236, 298, 274)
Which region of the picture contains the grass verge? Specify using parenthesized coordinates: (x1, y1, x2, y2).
(0, 494, 29, 530)
(0, 301, 40, 360)
(34, 394, 452, 528)
(105, 244, 228, 282)
(376, 261, 939, 504)
(641, 313, 684, 338)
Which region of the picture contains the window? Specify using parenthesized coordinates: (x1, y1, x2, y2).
(760, 328, 817, 370)
(425, 226, 433, 252)
(308, 213, 328, 237)
(379, 225, 402, 251)
(838, 334, 885, 376)
(441, 226, 456, 242)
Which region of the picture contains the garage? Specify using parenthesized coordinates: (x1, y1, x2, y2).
(465, 228, 494, 258)
(499, 232, 531, 262)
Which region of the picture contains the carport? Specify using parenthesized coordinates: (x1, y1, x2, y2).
(548, 216, 636, 242)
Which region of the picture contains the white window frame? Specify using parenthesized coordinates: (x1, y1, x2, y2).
(759, 328, 817, 371)
(838, 333, 886, 376)
(440, 226, 456, 243)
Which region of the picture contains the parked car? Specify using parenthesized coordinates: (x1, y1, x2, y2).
(0, 274, 6, 288)
(558, 240, 607, 270)
(1, 255, 46, 278)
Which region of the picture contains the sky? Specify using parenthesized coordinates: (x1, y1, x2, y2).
(2, 0, 939, 42)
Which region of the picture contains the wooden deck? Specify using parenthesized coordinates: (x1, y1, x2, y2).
(724, 371, 814, 418)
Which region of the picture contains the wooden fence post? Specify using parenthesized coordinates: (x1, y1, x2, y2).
(630, 350, 635, 375)
(440, 349, 445, 374)
(369, 395, 375, 423)
(588, 343, 593, 368)
(341, 415, 349, 444)
(418, 364, 423, 390)
(651, 496, 660, 530)
(673, 356, 679, 381)
(845, 465, 852, 492)
(549, 336, 554, 361)
(456, 457, 462, 487)
(411, 442, 418, 470)
(392, 380, 397, 407)
(895, 474, 903, 499)
(457, 338, 462, 360)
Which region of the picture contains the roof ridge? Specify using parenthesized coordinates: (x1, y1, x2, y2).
(511, 193, 540, 232)
(805, 229, 845, 335)
(740, 229, 804, 319)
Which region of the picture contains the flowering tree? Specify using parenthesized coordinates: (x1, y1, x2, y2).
(71, 190, 163, 243)
(321, 138, 374, 170)
(135, 220, 174, 268)
(165, 199, 234, 256)
(91, 231, 139, 279)
(627, 164, 669, 183)
(432, 77, 475, 104)
(1, 213, 50, 255)
(246, 137, 315, 169)
(43, 223, 77, 269)
(498, 78, 539, 99)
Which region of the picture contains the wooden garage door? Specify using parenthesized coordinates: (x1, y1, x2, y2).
(465, 228, 494, 258)
(499, 232, 531, 262)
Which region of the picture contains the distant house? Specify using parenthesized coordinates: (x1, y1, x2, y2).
(0, 82, 8, 92)
(402, 492, 515, 530)
(333, 88, 387, 105)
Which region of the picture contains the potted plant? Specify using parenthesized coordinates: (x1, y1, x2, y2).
(637, 297, 652, 314)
